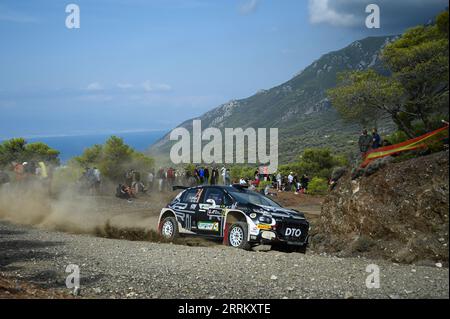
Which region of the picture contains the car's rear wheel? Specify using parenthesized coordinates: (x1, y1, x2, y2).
(227, 222, 251, 250)
(160, 216, 179, 240)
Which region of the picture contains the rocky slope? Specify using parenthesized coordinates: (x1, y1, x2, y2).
(311, 151, 449, 265)
(149, 36, 398, 163)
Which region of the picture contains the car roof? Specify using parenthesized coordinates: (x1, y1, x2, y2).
(183, 185, 247, 193)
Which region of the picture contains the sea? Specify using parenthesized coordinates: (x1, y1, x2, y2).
(7, 130, 168, 164)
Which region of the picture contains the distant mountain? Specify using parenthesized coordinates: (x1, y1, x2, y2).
(149, 36, 398, 164)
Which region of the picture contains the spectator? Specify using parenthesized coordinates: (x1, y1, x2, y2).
(198, 167, 205, 184)
(293, 175, 300, 195)
(125, 169, 134, 187)
(204, 167, 210, 185)
(147, 170, 154, 191)
(276, 172, 282, 192)
(372, 128, 381, 149)
(358, 129, 373, 156)
(221, 166, 227, 185)
(116, 184, 135, 202)
(300, 175, 309, 193)
(225, 169, 231, 185)
(167, 167, 176, 188)
(211, 167, 219, 185)
(287, 172, 294, 192)
(157, 168, 165, 192)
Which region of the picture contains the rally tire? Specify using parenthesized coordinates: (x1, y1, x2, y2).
(159, 216, 179, 241)
(227, 222, 252, 251)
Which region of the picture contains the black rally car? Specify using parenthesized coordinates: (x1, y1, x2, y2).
(158, 184, 309, 252)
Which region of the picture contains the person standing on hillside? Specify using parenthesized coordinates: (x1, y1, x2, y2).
(225, 169, 231, 185)
(372, 128, 381, 149)
(210, 167, 219, 185)
(358, 129, 373, 157)
(293, 174, 300, 195)
(147, 170, 154, 191)
(198, 167, 205, 184)
(287, 172, 294, 192)
(300, 174, 309, 193)
(276, 172, 282, 192)
(221, 166, 227, 185)
(157, 167, 165, 192)
(166, 167, 175, 189)
(204, 167, 210, 185)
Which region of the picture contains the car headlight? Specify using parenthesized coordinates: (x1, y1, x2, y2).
(258, 216, 272, 224)
(249, 213, 257, 219)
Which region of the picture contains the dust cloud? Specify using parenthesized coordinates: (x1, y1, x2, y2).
(0, 181, 169, 238)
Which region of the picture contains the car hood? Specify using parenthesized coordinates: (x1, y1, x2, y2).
(245, 203, 306, 220)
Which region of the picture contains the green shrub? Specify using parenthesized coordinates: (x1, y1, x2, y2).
(257, 180, 272, 190)
(307, 177, 329, 195)
(73, 136, 154, 182)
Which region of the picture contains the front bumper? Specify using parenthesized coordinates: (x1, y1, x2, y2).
(250, 227, 309, 246)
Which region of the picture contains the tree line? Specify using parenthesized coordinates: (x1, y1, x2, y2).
(328, 10, 449, 139)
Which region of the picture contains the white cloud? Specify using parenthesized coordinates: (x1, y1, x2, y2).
(239, 0, 260, 15)
(141, 81, 172, 92)
(86, 82, 103, 91)
(0, 5, 38, 24)
(308, 0, 448, 30)
(117, 83, 133, 89)
(308, 0, 359, 27)
(78, 94, 113, 102)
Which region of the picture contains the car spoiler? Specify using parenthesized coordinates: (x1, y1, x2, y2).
(172, 186, 189, 191)
(232, 184, 249, 190)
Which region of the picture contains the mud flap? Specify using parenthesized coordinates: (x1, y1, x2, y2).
(222, 223, 230, 246)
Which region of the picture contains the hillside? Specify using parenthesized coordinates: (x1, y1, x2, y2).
(311, 151, 449, 264)
(149, 36, 398, 163)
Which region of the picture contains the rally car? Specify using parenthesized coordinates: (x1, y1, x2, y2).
(158, 184, 310, 252)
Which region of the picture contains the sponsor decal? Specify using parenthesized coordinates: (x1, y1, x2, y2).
(207, 209, 223, 217)
(257, 224, 272, 230)
(198, 222, 219, 232)
(285, 227, 302, 237)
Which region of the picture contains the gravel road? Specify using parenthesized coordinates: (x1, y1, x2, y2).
(0, 220, 448, 299)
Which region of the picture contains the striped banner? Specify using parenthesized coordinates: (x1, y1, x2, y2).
(361, 125, 449, 168)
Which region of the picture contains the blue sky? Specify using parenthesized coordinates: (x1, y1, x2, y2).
(0, 0, 447, 138)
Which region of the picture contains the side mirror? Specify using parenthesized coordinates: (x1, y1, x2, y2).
(206, 199, 216, 207)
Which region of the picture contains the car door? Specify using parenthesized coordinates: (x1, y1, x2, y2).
(172, 187, 203, 232)
(195, 187, 229, 237)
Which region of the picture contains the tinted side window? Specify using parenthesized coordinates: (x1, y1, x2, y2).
(182, 188, 203, 203)
(203, 188, 225, 206)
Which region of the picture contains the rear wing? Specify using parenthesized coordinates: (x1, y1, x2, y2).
(232, 184, 249, 190)
(172, 185, 189, 191)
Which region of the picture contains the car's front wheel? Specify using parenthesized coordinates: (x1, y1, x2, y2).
(227, 222, 252, 250)
(159, 216, 179, 240)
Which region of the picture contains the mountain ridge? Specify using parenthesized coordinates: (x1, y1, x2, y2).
(149, 35, 398, 164)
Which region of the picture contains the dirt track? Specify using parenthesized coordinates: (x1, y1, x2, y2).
(1, 191, 448, 299)
(1, 220, 448, 299)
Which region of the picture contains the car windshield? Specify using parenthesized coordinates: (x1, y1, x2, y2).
(228, 189, 281, 208)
